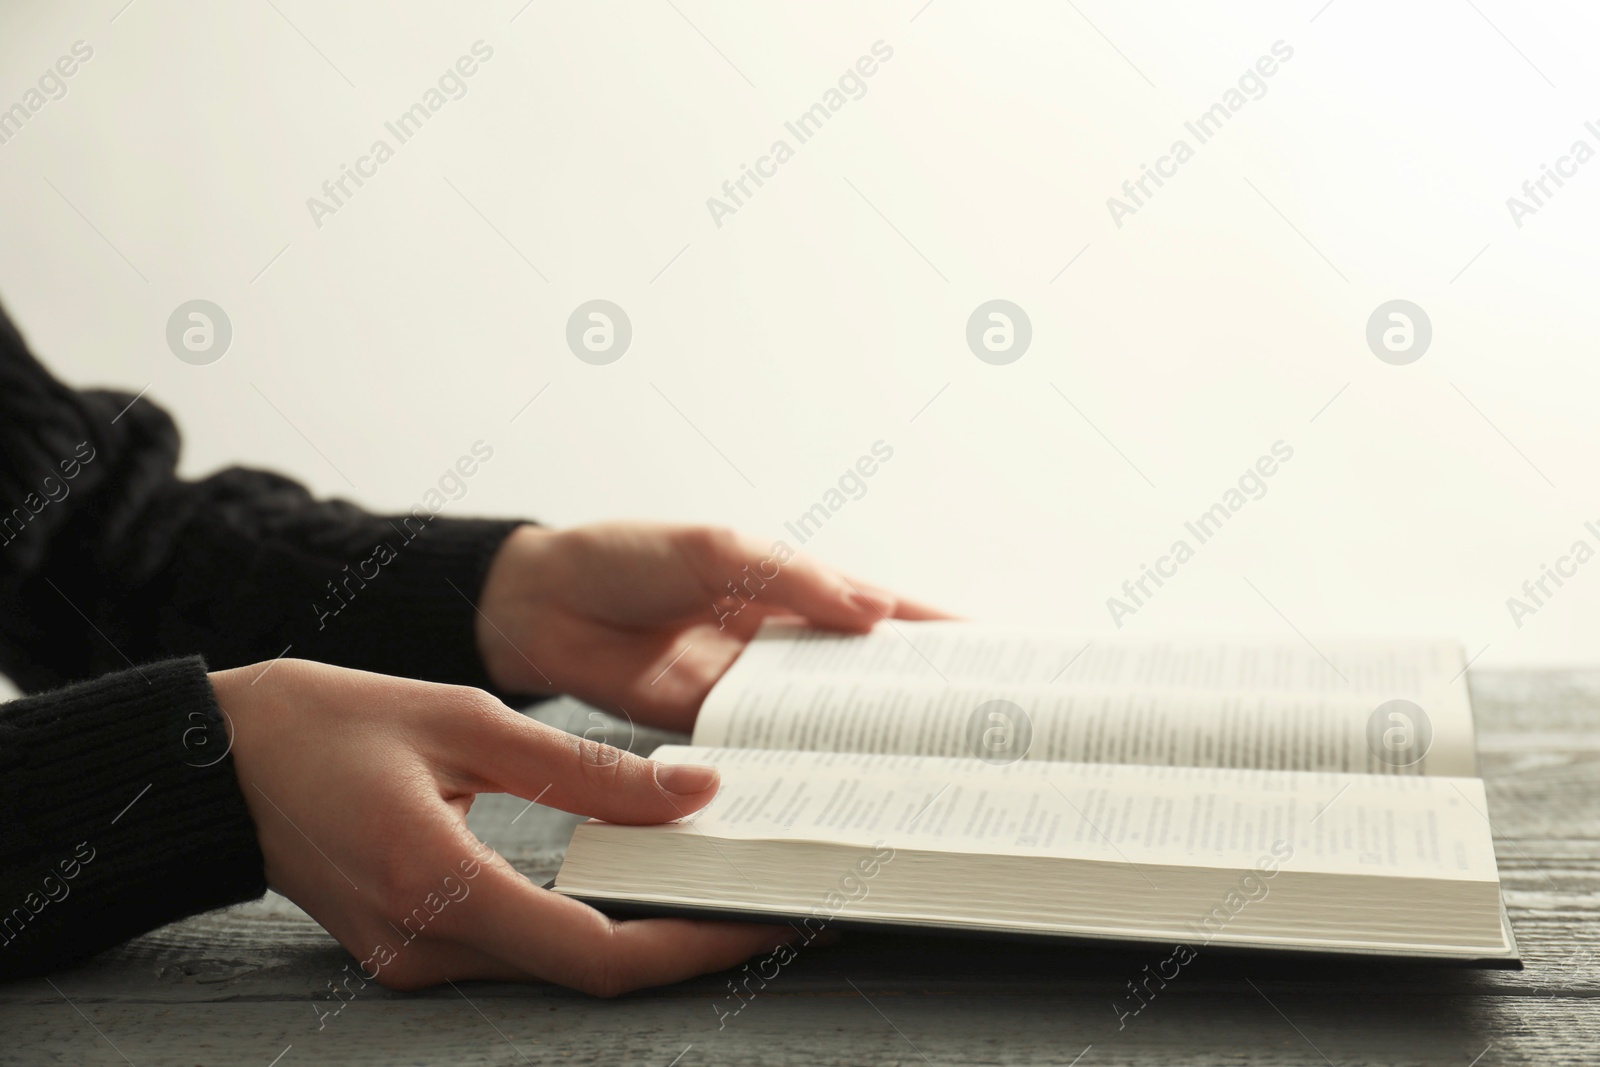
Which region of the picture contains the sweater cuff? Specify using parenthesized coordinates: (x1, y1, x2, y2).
(298, 517, 526, 691)
(0, 657, 265, 977)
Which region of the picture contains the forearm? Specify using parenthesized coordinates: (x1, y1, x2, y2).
(99, 469, 527, 691)
(0, 657, 265, 978)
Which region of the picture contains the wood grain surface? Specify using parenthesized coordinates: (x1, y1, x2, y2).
(1, 674, 1595, 1066)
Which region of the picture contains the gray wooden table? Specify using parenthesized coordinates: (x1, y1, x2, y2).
(2, 672, 1596, 1066)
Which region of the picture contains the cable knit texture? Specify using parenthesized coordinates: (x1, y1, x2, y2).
(0, 302, 525, 977)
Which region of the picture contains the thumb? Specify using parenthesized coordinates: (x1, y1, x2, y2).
(447, 703, 720, 825)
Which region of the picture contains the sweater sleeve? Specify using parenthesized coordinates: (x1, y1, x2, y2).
(0, 302, 525, 696)
(0, 656, 266, 977)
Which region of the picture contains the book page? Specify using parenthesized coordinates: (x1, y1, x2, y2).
(647, 745, 1502, 883)
(693, 622, 1476, 776)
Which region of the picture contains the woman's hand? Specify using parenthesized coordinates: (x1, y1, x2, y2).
(211, 658, 795, 995)
(474, 523, 951, 731)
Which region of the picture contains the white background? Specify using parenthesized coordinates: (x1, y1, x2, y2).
(3, 0, 1599, 704)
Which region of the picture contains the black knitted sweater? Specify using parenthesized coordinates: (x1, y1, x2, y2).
(0, 302, 522, 977)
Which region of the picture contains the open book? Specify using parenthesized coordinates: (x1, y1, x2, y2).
(551, 622, 1519, 963)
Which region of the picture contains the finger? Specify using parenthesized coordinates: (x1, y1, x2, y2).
(844, 578, 959, 621)
(893, 600, 957, 620)
(444, 857, 798, 997)
(685, 529, 884, 631)
(441, 700, 721, 824)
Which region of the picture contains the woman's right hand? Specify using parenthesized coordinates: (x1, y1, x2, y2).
(208, 658, 794, 995)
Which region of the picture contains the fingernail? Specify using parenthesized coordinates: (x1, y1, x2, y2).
(655, 763, 719, 796)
